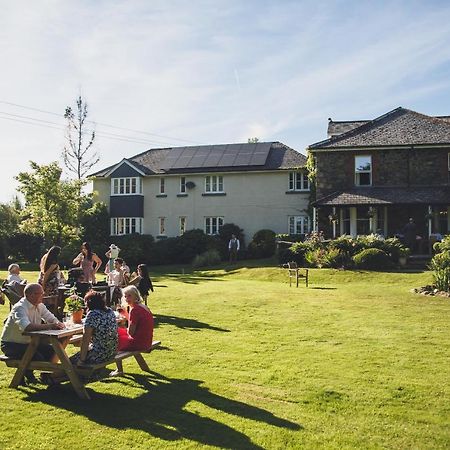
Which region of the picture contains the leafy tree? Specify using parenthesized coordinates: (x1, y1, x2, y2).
(0, 201, 21, 263)
(63, 96, 99, 180)
(15, 161, 83, 246)
(247, 137, 259, 143)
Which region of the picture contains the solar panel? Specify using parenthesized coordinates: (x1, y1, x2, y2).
(203, 145, 226, 167)
(161, 142, 272, 170)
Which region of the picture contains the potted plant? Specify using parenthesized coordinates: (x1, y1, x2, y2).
(398, 247, 410, 267)
(66, 292, 84, 324)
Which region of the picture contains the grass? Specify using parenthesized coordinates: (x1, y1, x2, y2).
(0, 265, 449, 449)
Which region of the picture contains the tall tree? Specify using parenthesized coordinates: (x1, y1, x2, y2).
(15, 161, 84, 246)
(63, 95, 99, 180)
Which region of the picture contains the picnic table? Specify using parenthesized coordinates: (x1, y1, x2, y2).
(3, 325, 91, 399)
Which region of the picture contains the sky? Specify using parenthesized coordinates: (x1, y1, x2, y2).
(2, 0, 450, 202)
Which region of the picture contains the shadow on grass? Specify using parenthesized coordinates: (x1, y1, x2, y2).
(155, 314, 230, 332)
(310, 287, 337, 290)
(165, 273, 228, 284)
(24, 372, 301, 449)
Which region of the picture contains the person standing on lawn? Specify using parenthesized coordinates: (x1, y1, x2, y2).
(228, 234, 240, 263)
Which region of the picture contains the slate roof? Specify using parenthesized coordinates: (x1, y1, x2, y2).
(90, 142, 306, 177)
(314, 186, 450, 206)
(310, 107, 450, 149)
(327, 120, 369, 137)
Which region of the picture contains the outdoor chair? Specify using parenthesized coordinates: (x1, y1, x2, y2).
(283, 261, 309, 288)
(1, 281, 23, 310)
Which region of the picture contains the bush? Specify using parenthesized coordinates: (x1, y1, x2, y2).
(6, 232, 44, 263)
(353, 248, 392, 270)
(433, 235, 450, 253)
(192, 249, 221, 268)
(247, 229, 276, 259)
(429, 251, 450, 292)
(279, 241, 311, 265)
(304, 247, 345, 268)
(114, 234, 155, 267)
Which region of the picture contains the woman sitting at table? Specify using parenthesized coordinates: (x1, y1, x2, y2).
(38, 246, 65, 296)
(110, 286, 154, 377)
(117, 285, 154, 352)
(72, 290, 118, 366)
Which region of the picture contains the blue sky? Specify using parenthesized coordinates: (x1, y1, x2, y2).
(1, 0, 450, 201)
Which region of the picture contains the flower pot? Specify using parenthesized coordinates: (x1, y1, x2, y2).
(72, 309, 83, 324)
(399, 256, 408, 267)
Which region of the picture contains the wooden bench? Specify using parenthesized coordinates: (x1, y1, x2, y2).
(0, 340, 161, 379)
(283, 261, 309, 287)
(75, 340, 161, 377)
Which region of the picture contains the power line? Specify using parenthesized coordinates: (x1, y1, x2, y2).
(0, 111, 177, 146)
(0, 100, 204, 145)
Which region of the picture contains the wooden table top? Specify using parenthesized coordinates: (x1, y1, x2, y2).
(23, 324, 84, 338)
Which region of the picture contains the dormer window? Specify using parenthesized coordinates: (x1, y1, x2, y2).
(111, 177, 142, 195)
(355, 155, 372, 186)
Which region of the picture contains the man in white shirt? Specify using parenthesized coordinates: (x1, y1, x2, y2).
(0, 283, 64, 383)
(228, 234, 240, 263)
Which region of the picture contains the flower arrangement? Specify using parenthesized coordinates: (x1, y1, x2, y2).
(65, 288, 84, 313)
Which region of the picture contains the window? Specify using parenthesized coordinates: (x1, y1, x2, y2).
(288, 172, 310, 191)
(288, 216, 310, 234)
(355, 155, 372, 186)
(179, 217, 186, 235)
(205, 216, 223, 235)
(110, 217, 142, 235)
(356, 207, 370, 235)
(159, 178, 165, 194)
(111, 177, 142, 195)
(180, 177, 186, 193)
(158, 217, 166, 235)
(341, 208, 351, 235)
(205, 175, 224, 193)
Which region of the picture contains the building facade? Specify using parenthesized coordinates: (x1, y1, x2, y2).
(91, 142, 310, 242)
(308, 107, 450, 245)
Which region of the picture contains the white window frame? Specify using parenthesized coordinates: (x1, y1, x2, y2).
(179, 216, 186, 235)
(288, 172, 310, 191)
(288, 215, 310, 235)
(111, 177, 142, 195)
(158, 217, 166, 235)
(355, 155, 372, 186)
(159, 178, 165, 194)
(180, 177, 186, 193)
(205, 216, 224, 235)
(205, 175, 224, 193)
(110, 217, 143, 235)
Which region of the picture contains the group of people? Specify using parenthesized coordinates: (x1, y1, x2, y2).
(0, 241, 155, 385)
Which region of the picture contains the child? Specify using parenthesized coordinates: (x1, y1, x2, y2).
(105, 244, 120, 272)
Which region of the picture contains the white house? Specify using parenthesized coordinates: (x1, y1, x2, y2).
(90, 141, 310, 241)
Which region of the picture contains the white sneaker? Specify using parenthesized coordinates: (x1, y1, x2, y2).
(109, 369, 124, 377)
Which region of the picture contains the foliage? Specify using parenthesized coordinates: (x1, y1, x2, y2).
(429, 251, 450, 292)
(80, 201, 110, 249)
(192, 249, 221, 268)
(247, 137, 259, 143)
(304, 247, 345, 268)
(247, 229, 277, 259)
(113, 234, 155, 267)
(6, 232, 44, 263)
(353, 248, 393, 270)
(276, 233, 305, 243)
(63, 96, 99, 180)
(433, 235, 450, 253)
(15, 161, 83, 247)
(278, 241, 310, 265)
(0, 201, 21, 264)
(65, 292, 84, 312)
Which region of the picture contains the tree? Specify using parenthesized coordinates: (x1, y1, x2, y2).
(0, 200, 21, 263)
(247, 137, 259, 143)
(63, 96, 99, 180)
(15, 161, 83, 246)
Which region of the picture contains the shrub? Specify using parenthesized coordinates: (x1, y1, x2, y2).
(304, 247, 345, 268)
(114, 234, 155, 267)
(429, 251, 450, 292)
(276, 233, 305, 243)
(192, 249, 221, 268)
(279, 241, 311, 265)
(353, 248, 392, 270)
(247, 229, 277, 259)
(433, 235, 450, 253)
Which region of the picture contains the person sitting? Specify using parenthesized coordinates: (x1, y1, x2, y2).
(38, 246, 65, 296)
(110, 286, 154, 377)
(0, 283, 64, 384)
(128, 264, 154, 305)
(71, 291, 118, 366)
(7, 263, 24, 284)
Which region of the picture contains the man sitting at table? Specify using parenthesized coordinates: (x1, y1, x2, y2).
(0, 283, 64, 384)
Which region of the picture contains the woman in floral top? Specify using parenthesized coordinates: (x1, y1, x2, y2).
(72, 291, 118, 365)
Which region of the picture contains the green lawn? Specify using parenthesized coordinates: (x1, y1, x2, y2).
(0, 265, 449, 449)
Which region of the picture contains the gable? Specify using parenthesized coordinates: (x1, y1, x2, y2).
(109, 160, 144, 178)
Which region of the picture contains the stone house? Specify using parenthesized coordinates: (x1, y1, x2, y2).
(308, 107, 450, 247)
(90, 142, 310, 242)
